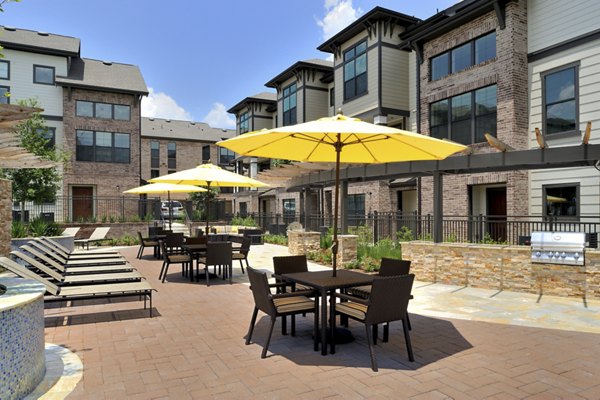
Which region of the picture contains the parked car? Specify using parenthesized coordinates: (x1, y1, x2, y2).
(161, 201, 184, 219)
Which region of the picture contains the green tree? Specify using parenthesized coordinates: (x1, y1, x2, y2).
(190, 186, 220, 220)
(0, 99, 68, 221)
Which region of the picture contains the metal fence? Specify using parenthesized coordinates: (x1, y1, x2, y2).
(12, 197, 600, 247)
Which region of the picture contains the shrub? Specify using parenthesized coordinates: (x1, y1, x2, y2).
(11, 221, 28, 238)
(320, 228, 333, 249)
(263, 234, 288, 245)
(396, 226, 414, 242)
(231, 216, 257, 227)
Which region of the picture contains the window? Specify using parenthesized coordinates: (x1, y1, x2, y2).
(282, 199, 296, 214)
(282, 83, 297, 126)
(76, 100, 130, 120)
(543, 64, 578, 135)
(344, 41, 367, 100)
(95, 103, 112, 119)
(429, 84, 497, 145)
(543, 184, 579, 219)
(430, 31, 496, 81)
(347, 194, 366, 224)
(202, 145, 211, 162)
(0, 86, 9, 104)
(114, 104, 130, 121)
(150, 169, 160, 179)
(0, 60, 9, 80)
(329, 87, 335, 107)
(167, 142, 176, 170)
(239, 202, 248, 217)
(219, 147, 235, 165)
(240, 112, 249, 134)
(37, 127, 56, 149)
(33, 65, 55, 85)
(75, 130, 130, 163)
(150, 141, 159, 168)
(76, 101, 94, 117)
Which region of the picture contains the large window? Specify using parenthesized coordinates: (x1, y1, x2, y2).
(542, 64, 578, 135)
(430, 31, 496, 81)
(344, 41, 367, 100)
(219, 147, 235, 165)
(150, 141, 159, 168)
(33, 65, 55, 85)
(0, 86, 9, 104)
(430, 85, 497, 145)
(240, 112, 249, 133)
(76, 130, 130, 163)
(167, 142, 176, 170)
(282, 199, 296, 214)
(282, 83, 297, 126)
(347, 194, 366, 224)
(0, 60, 9, 80)
(76, 100, 130, 121)
(543, 184, 579, 219)
(329, 87, 335, 107)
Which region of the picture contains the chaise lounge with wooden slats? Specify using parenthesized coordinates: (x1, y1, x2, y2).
(27, 240, 126, 267)
(36, 237, 121, 260)
(74, 227, 111, 250)
(0, 256, 156, 317)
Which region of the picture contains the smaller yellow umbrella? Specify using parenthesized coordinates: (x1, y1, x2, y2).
(123, 182, 206, 229)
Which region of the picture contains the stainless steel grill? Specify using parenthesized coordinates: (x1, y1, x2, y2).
(530, 231, 585, 266)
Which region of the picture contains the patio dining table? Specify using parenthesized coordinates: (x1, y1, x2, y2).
(278, 269, 374, 355)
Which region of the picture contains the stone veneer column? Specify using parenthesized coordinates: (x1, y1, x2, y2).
(287, 231, 321, 255)
(0, 178, 12, 257)
(336, 234, 358, 267)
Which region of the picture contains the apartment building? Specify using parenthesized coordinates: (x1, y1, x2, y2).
(527, 0, 600, 220)
(0, 26, 148, 220)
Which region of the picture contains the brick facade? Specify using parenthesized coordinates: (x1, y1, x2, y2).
(419, 2, 529, 217)
(61, 88, 142, 218)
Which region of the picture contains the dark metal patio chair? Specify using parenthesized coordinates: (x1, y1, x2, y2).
(158, 239, 191, 283)
(245, 266, 318, 358)
(331, 274, 415, 372)
(137, 232, 159, 259)
(196, 241, 232, 286)
(232, 237, 251, 274)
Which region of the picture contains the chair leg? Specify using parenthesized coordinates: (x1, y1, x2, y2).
(137, 245, 143, 259)
(245, 258, 250, 270)
(239, 259, 245, 274)
(291, 315, 296, 336)
(402, 317, 414, 362)
(161, 263, 170, 283)
(365, 324, 378, 372)
(383, 323, 389, 342)
(406, 313, 412, 331)
(246, 307, 259, 345)
(330, 301, 336, 355)
(159, 261, 166, 280)
(205, 265, 210, 287)
(373, 324, 378, 345)
(262, 317, 276, 359)
(313, 299, 319, 352)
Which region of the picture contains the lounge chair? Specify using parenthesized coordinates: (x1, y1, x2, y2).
(36, 238, 121, 260)
(0, 256, 156, 317)
(74, 227, 111, 250)
(26, 240, 126, 267)
(11, 250, 143, 285)
(62, 227, 80, 236)
(40, 237, 120, 258)
(21, 244, 131, 273)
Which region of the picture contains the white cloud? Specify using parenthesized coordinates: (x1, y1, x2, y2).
(202, 102, 236, 129)
(316, 0, 363, 41)
(141, 87, 192, 121)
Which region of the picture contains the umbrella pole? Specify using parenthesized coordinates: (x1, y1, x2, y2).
(205, 181, 211, 236)
(168, 190, 172, 230)
(332, 135, 342, 277)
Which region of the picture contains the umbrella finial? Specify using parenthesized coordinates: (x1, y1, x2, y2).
(337, 108, 343, 116)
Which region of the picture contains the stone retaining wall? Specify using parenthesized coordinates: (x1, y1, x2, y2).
(402, 242, 600, 299)
(0, 179, 11, 258)
(287, 231, 320, 255)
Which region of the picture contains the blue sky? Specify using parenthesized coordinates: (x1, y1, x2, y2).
(1, 0, 456, 128)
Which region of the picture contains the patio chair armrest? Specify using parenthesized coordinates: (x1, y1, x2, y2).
(271, 291, 313, 300)
(334, 292, 370, 305)
(267, 282, 288, 289)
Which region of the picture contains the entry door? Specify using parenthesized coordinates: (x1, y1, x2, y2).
(486, 187, 507, 242)
(72, 186, 93, 221)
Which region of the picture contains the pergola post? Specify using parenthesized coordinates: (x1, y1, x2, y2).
(433, 170, 443, 243)
(340, 180, 349, 234)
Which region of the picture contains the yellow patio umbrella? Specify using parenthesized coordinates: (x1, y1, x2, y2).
(123, 182, 206, 229)
(218, 114, 467, 276)
(149, 163, 269, 235)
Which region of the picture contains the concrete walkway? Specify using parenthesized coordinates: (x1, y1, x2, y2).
(38, 243, 600, 399)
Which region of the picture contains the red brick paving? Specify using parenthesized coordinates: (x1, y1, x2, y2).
(43, 246, 600, 399)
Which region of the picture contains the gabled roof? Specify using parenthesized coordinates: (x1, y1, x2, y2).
(317, 6, 420, 53)
(265, 59, 333, 88)
(56, 58, 148, 95)
(227, 92, 277, 114)
(0, 26, 80, 57)
(399, 0, 513, 48)
(142, 117, 235, 142)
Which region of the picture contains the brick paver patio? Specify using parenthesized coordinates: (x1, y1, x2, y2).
(42, 245, 600, 399)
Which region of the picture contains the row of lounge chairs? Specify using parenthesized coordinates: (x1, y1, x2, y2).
(0, 237, 155, 317)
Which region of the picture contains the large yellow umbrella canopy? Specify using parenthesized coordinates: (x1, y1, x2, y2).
(123, 182, 206, 229)
(150, 163, 269, 234)
(218, 114, 467, 275)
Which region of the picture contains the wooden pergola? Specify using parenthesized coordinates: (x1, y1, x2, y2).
(0, 104, 57, 169)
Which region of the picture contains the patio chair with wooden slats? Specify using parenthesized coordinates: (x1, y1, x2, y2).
(74, 227, 111, 250)
(331, 274, 415, 372)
